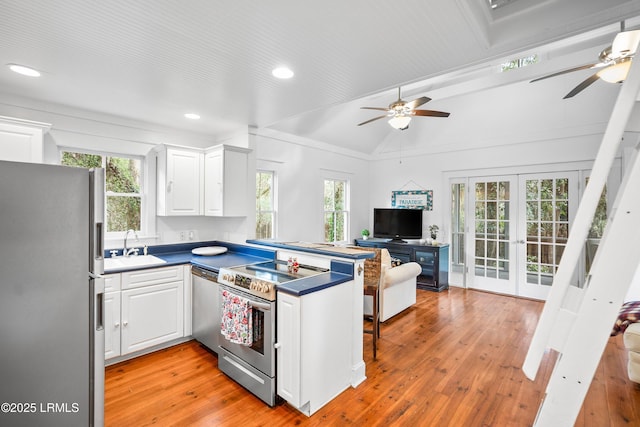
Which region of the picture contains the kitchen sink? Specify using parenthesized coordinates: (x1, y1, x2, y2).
(104, 254, 167, 271)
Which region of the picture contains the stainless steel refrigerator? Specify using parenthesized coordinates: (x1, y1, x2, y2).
(0, 160, 105, 427)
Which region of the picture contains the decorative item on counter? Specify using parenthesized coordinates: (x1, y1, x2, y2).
(429, 224, 439, 245)
(287, 257, 299, 274)
(361, 229, 370, 240)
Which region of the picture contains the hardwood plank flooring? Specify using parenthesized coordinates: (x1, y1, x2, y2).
(105, 287, 640, 426)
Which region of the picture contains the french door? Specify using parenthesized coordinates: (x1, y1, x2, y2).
(466, 172, 579, 300)
(518, 172, 578, 299)
(468, 176, 518, 295)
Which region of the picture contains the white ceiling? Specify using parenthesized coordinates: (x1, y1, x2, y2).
(2, 0, 640, 155)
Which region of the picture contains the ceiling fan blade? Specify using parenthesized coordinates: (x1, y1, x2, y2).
(612, 29, 640, 57)
(412, 109, 450, 118)
(404, 96, 431, 110)
(563, 72, 601, 99)
(530, 63, 600, 83)
(357, 115, 388, 126)
(360, 107, 390, 111)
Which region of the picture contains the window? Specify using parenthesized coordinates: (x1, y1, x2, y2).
(500, 54, 538, 72)
(256, 170, 276, 239)
(323, 179, 349, 242)
(61, 150, 143, 233)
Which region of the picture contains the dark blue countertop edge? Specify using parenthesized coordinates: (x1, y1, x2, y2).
(104, 240, 276, 274)
(104, 241, 357, 296)
(277, 260, 354, 297)
(107, 240, 276, 259)
(245, 239, 375, 260)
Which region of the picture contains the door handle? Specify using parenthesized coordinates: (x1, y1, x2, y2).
(250, 301, 271, 311)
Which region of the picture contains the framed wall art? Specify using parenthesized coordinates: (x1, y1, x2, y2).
(391, 190, 433, 210)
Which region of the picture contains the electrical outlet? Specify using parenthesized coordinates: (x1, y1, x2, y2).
(188, 230, 195, 240)
(179, 231, 186, 241)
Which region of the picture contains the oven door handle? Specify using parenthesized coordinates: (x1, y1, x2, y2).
(250, 300, 271, 311)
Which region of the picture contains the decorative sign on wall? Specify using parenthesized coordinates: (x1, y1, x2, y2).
(392, 190, 433, 210)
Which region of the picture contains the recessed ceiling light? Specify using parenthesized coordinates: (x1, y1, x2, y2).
(8, 64, 41, 77)
(272, 66, 294, 79)
(184, 113, 200, 120)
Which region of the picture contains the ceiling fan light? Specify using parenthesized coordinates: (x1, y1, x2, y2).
(388, 115, 411, 130)
(597, 60, 632, 83)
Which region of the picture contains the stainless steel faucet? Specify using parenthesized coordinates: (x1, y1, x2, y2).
(123, 229, 139, 257)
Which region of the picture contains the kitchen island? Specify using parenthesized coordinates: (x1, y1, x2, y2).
(247, 239, 375, 416)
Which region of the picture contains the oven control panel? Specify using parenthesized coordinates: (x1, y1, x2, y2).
(218, 269, 276, 300)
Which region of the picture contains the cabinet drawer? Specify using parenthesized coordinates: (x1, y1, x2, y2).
(104, 273, 121, 293)
(122, 265, 184, 289)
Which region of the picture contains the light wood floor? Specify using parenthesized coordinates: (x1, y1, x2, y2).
(105, 287, 640, 426)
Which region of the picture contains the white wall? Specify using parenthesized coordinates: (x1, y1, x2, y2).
(254, 131, 370, 243)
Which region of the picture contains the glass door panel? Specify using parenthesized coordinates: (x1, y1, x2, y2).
(519, 172, 578, 299)
(450, 182, 466, 285)
(468, 176, 517, 295)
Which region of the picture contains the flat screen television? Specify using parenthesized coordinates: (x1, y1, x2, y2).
(373, 208, 423, 242)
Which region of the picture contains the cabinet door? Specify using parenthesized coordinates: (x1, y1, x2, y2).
(204, 149, 224, 216)
(415, 250, 435, 278)
(0, 119, 48, 163)
(165, 148, 202, 216)
(104, 291, 121, 360)
(121, 281, 184, 354)
(204, 146, 248, 217)
(276, 292, 301, 406)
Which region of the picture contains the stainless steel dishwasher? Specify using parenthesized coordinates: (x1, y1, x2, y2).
(191, 266, 221, 352)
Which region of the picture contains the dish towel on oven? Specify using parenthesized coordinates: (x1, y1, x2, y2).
(220, 289, 253, 346)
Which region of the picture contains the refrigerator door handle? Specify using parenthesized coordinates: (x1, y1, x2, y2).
(91, 275, 105, 426)
(89, 168, 105, 275)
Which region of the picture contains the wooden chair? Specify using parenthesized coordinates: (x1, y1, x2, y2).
(362, 248, 382, 359)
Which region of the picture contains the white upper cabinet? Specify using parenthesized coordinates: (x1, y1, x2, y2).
(154, 143, 250, 217)
(155, 145, 204, 216)
(204, 144, 250, 217)
(0, 116, 51, 163)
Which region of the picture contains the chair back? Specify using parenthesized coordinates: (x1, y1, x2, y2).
(362, 248, 382, 288)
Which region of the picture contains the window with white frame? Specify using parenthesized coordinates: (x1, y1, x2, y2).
(256, 170, 276, 239)
(60, 150, 144, 234)
(323, 178, 349, 242)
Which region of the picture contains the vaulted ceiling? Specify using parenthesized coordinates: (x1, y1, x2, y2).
(1, 0, 640, 156)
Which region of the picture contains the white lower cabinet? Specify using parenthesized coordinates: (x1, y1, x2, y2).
(121, 281, 183, 354)
(104, 291, 121, 359)
(276, 281, 354, 416)
(105, 265, 185, 361)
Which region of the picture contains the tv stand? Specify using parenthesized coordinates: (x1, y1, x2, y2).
(355, 238, 449, 292)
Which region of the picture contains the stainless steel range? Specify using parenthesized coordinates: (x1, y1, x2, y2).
(217, 260, 326, 406)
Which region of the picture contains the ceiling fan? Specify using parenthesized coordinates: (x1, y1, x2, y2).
(357, 87, 450, 130)
(530, 24, 640, 99)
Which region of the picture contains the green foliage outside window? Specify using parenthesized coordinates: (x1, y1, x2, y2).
(256, 171, 275, 239)
(61, 151, 142, 232)
(323, 179, 347, 242)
